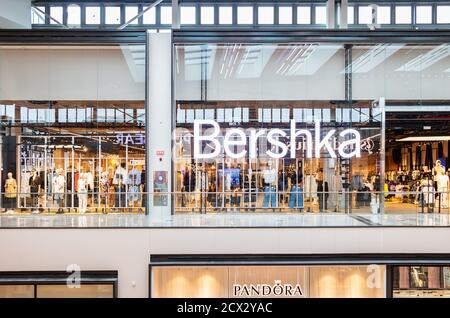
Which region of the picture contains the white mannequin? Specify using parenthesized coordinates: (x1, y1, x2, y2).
(4, 172, 17, 213)
(77, 173, 88, 214)
(53, 168, 66, 214)
(263, 161, 276, 185)
(433, 160, 445, 180)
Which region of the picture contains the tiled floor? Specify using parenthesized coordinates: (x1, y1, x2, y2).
(0, 212, 449, 228)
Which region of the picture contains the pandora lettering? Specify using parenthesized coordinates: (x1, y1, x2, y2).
(193, 119, 361, 159)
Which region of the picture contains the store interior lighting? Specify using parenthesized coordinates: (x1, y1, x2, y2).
(397, 136, 450, 142)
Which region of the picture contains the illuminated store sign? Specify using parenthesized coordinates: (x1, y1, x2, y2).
(233, 280, 303, 297)
(116, 133, 145, 145)
(193, 119, 361, 159)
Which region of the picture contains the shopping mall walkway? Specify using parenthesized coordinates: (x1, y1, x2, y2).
(1, 212, 450, 228)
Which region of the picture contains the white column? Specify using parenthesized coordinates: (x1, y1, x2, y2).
(0, 0, 31, 29)
(326, 0, 335, 29)
(146, 32, 172, 219)
(172, 0, 180, 29)
(340, 0, 348, 29)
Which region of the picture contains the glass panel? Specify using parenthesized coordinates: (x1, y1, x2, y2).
(0, 285, 34, 298)
(416, 6, 432, 24)
(359, 6, 372, 24)
(143, 6, 156, 24)
(201, 6, 214, 25)
(125, 6, 139, 25)
(315, 6, 327, 24)
(85, 6, 101, 24)
(0, 44, 145, 214)
(160, 6, 172, 24)
(258, 6, 274, 25)
(105, 6, 121, 25)
(237, 6, 253, 25)
(437, 6, 450, 24)
(50, 6, 63, 25)
(377, 6, 391, 24)
(152, 265, 386, 298)
(36, 284, 114, 298)
(67, 5, 81, 25)
(181, 6, 196, 25)
(395, 6, 411, 24)
(348, 6, 354, 24)
(297, 6, 311, 24)
(32, 6, 46, 24)
(219, 6, 233, 24)
(278, 6, 292, 24)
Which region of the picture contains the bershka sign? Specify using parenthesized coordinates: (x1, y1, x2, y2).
(233, 280, 304, 297)
(193, 119, 361, 159)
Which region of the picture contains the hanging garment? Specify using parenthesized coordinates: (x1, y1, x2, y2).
(262, 169, 276, 185)
(113, 166, 128, 186)
(183, 171, 196, 192)
(352, 175, 363, 190)
(409, 147, 413, 171)
(426, 144, 433, 169)
(415, 145, 422, 169)
(262, 186, 277, 208)
(288, 185, 304, 209)
(29, 175, 42, 194)
(20, 172, 31, 198)
(304, 175, 317, 199)
(128, 169, 142, 186)
(422, 185, 435, 205)
(77, 178, 88, 214)
(53, 174, 65, 201)
(438, 142, 444, 159)
(437, 174, 449, 209)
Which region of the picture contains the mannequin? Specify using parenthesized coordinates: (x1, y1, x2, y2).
(53, 168, 66, 214)
(262, 161, 277, 208)
(113, 163, 128, 209)
(77, 173, 88, 214)
(29, 168, 42, 213)
(436, 171, 449, 210)
(432, 160, 445, 180)
(4, 172, 17, 213)
(100, 171, 110, 213)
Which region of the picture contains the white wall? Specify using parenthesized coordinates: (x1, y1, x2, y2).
(0, 0, 31, 29)
(2, 227, 450, 297)
(0, 46, 145, 101)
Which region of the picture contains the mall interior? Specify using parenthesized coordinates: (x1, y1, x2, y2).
(1, 0, 450, 299)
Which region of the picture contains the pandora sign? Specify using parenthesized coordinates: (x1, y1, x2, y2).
(193, 119, 361, 159)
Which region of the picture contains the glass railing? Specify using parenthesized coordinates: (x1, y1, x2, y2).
(0, 190, 448, 215)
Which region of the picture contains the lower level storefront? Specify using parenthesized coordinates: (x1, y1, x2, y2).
(149, 255, 450, 298)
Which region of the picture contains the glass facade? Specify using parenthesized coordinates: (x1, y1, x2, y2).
(0, 33, 449, 219)
(151, 265, 386, 298)
(393, 266, 450, 298)
(174, 43, 383, 214)
(173, 41, 450, 215)
(0, 45, 146, 214)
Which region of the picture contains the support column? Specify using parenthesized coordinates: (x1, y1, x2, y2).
(172, 0, 180, 29)
(339, 0, 348, 29)
(146, 32, 172, 219)
(326, 0, 336, 29)
(379, 97, 386, 214)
